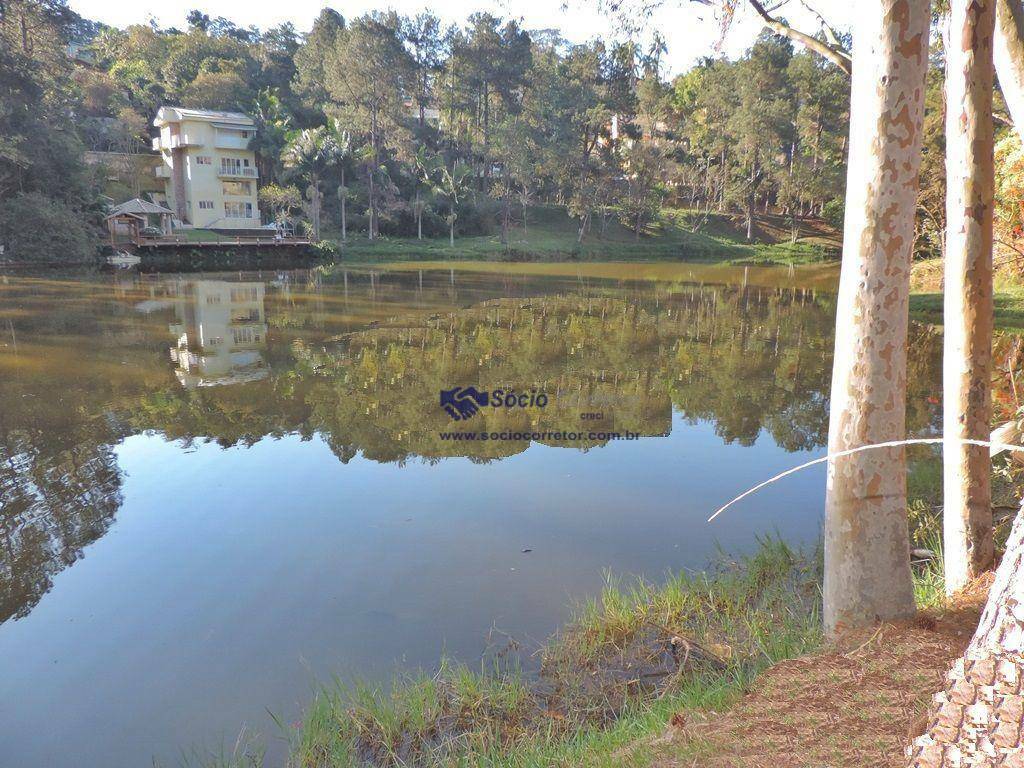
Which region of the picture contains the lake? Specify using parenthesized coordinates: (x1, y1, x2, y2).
(0, 262, 943, 767)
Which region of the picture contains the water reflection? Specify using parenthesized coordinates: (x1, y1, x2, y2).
(0, 265, 954, 767)
(0, 268, 928, 627)
(167, 279, 269, 388)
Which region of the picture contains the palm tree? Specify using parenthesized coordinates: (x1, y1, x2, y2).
(334, 129, 353, 243)
(412, 146, 435, 241)
(249, 88, 292, 183)
(281, 127, 341, 240)
(430, 161, 472, 247)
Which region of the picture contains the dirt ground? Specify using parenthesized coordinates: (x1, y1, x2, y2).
(646, 585, 990, 768)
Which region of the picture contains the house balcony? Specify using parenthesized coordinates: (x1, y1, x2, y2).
(217, 166, 259, 179)
(214, 134, 251, 150)
(153, 134, 202, 151)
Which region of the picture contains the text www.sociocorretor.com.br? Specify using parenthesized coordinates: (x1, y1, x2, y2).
(439, 430, 639, 441)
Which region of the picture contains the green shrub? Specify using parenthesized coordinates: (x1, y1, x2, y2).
(821, 198, 845, 231)
(0, 193, 97, 262)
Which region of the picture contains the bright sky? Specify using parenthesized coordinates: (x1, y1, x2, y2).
(68, 0, 854, 76)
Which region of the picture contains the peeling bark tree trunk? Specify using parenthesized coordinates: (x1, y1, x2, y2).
(908, 505, 1024, 766)
(995, 0, 1024, 136)
(944, 0, 997, 596)
(823, 0, 931, 638)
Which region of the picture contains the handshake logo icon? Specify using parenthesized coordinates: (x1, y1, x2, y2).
(439, 386, 490, 421)
(440, 385, 550, 421)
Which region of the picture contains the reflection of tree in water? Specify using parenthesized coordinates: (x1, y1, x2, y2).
(282, 287, 841, 462)
(0, 274, 950, 627)
(0, 278, 159, 626)
(0, 404, 126, 625)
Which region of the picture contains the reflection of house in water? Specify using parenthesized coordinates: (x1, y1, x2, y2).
(167, 280, 269, 387)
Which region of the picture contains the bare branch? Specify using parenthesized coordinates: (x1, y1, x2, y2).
(797, 0, 847, 49)
(746, 0, 852, 74)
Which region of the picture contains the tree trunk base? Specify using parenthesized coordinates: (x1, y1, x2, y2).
(909, 506, 1024, 766)
(908, 650, 1024, 766)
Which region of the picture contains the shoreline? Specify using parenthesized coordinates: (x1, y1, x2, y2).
(190, 537, 955, 768)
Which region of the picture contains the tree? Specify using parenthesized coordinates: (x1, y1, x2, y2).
(0, 192, 96, 262)
(619, 143, 667, 239)
(324, 13, 414, 240)
(281, 127, 341, 239)
(822, 0, 931, 637)
(995, 0, 1024, 135)
(249, 88, 293, 183)
(179, 68, 252, 110)
(908, 503, 1024, 764)
(292, 8, 345, 113)
(0, 0, 98, 260)
(728, 33, 794, 240)
(943, 0, 997, 595)
(597, 0, 852, 74)
(334, 128, 353, 243)
(402, 12, 444, 130)
(258, 183, 302, 226)
(456, 13, 532, 185)
(426, 158, 472, 246)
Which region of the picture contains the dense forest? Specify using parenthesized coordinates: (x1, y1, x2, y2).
(3, 0, 1024, 263)
(1, 0, 857, 260)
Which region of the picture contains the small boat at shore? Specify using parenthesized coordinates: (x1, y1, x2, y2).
(106, 250, 141, 268)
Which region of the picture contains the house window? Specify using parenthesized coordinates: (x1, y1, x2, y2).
(231, 287, 260, 302)
(196, 156, 212, 165)
(198, 200, 214, 210)
(225, 202, 253, 219)
(233, 327, 255, 344)
(222, 181, 252, 196)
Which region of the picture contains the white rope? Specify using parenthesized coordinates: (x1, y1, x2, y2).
(707, 437, 1024, 523)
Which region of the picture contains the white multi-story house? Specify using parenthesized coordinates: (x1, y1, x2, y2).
(152, 107, 260, 230)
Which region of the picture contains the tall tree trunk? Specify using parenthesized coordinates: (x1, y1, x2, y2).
(369, 104, 378, 241)
(340, 167, 347, 243)
(416, 188, 423, 240)
(823, 0, 931, 638)
(719, 148, 727, 212)
(908, 504, 1024, 766)
(995, 0, 1024, 135)
(368, 169, 375, 241)
(944, 0, 997, 595)
(311, 175, 321, 241)
(746, 157, 758, 242)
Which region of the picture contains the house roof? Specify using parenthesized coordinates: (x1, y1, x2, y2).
(106, 198, 175, 219)
(154, 106, 255, 128)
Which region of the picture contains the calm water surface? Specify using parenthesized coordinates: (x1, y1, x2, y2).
(0, 262, 943, 767)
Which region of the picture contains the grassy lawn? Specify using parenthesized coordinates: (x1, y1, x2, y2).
(910, 287, 1024, 331)
(325, 206, 840, 266)
(176, 228, 227, 242)
(913, 286, 1024, 327)
(910, 256, 1024, 330)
